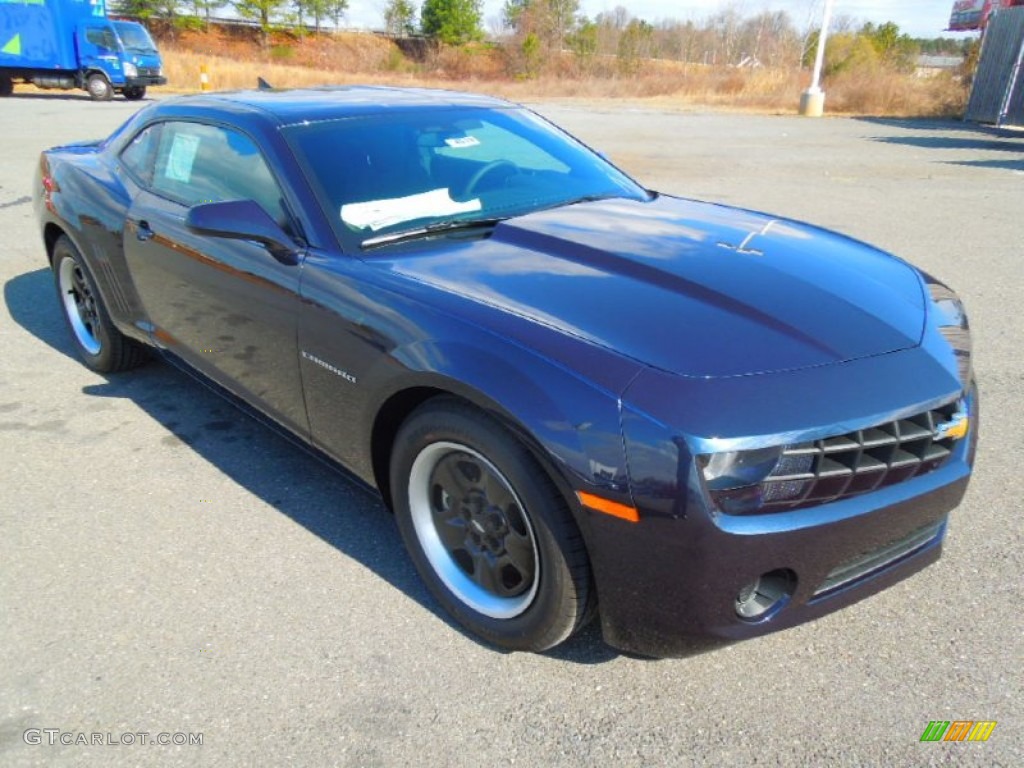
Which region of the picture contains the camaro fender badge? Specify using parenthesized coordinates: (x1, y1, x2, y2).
(935, 408, 969, 441)
(301, 350, 357, 384)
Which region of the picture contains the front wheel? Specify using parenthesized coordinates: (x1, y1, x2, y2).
(86, 73, 113, 101)
(391, 398, 594, 652)
(0, 75, 12, 97)
(123, 86, 146, 101)
(52, 236, 148, 372)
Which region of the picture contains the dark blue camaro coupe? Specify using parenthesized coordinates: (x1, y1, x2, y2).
(34, 87, 977, 656)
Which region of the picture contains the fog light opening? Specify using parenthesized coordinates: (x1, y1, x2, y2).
(735, 569, 796, 621)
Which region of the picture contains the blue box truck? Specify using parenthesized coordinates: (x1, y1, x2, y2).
(0, 0, 166, 100)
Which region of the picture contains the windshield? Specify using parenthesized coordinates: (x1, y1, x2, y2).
(114, 22, 158, 53)
(284, 107, 649, 250)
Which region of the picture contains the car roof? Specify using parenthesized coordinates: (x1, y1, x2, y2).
(160, 86, 516, 127)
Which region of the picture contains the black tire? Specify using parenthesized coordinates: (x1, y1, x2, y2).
(52, 235, 148, 373)
(0, 75, 12, 97)
(390, 397, 594, 652)
(86, 73, 113, 101)
(123, 86, 146, 101)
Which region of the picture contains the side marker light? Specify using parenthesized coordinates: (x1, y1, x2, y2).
(576, 491, 640, 523)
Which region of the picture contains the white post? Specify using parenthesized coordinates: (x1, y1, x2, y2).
(800, 0, 834, 116)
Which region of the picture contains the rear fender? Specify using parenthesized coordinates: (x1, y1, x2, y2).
(38, 155, 150, 345)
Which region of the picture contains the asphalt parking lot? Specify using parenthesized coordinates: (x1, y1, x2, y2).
(1, 91, 1021, 767)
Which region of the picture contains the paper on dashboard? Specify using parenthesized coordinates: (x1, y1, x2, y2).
(341, 188, 482, 231)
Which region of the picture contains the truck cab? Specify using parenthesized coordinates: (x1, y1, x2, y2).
(76, 19, 166, 100)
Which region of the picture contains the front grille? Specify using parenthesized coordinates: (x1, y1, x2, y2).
(138, 67, 160, 78)
(813, 521, 944, 597)
(757, 400, 963, 512)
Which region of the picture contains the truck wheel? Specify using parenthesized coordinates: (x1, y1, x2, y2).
(0, 75, 12, 97)
(123, 86, 146, 101)
(86, 74, 113, 101)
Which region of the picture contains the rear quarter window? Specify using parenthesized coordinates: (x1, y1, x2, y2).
(119, 123, 161, 187)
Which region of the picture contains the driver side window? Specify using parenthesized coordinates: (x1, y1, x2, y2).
(148, 121, 293, 232)
(85, 27, 118, 51)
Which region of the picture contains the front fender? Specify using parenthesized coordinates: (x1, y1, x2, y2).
(89, 61, 126, 86)
(372, 338, 632, 503)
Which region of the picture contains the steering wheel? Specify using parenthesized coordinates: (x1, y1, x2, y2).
(464, 160, 516, 197)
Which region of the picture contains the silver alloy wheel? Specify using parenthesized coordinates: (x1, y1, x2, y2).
(408, 441, 540, 619)
(58, 256, 102, 355)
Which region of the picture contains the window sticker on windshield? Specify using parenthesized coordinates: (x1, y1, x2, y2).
(443, 136, 480, 149)
(164, 133, 200, 183)
(341, 188, 481, 231)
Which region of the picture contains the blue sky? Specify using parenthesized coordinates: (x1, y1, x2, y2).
(345, 0, 975, 39)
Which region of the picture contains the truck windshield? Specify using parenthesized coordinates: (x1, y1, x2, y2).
(114, 22, 158, 53)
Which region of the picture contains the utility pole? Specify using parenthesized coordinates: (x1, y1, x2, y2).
(800, 0, 834, 116)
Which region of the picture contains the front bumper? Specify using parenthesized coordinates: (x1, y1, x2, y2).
(123, 76, 167, 88)
(582, 389, 977, 657)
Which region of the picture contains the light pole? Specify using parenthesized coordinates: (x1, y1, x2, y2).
(800, 0, 834, 116)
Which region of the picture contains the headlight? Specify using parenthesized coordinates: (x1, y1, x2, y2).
(699, 446, 796, 515)
(927, 280, 971, 387)
(701, 447, 783, 491)
(123, 62, 138, 78)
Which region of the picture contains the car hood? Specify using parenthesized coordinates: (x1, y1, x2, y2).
(387, 195, 926, 378)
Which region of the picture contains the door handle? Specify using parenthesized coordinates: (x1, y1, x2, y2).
(135, 219, 155, 242)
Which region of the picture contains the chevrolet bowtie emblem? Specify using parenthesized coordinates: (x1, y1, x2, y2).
(935, 408, 969, 441)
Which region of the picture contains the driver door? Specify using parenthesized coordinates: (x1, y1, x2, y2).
(120, 120, 309, 437)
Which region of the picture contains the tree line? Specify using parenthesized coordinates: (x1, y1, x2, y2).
(113, 2, 350, 32)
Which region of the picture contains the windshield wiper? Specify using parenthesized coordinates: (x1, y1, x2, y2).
(361, 217, 507, 250)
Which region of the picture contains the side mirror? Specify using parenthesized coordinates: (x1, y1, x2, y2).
(185, 199, 300, 266)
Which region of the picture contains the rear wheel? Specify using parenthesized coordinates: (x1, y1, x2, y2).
(123, 86, 146, 101)
(391, 398, 594, 652)
(86, 73, 113, 101)
(0, 75, 12, 97)
(52, 236, 147, 372)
